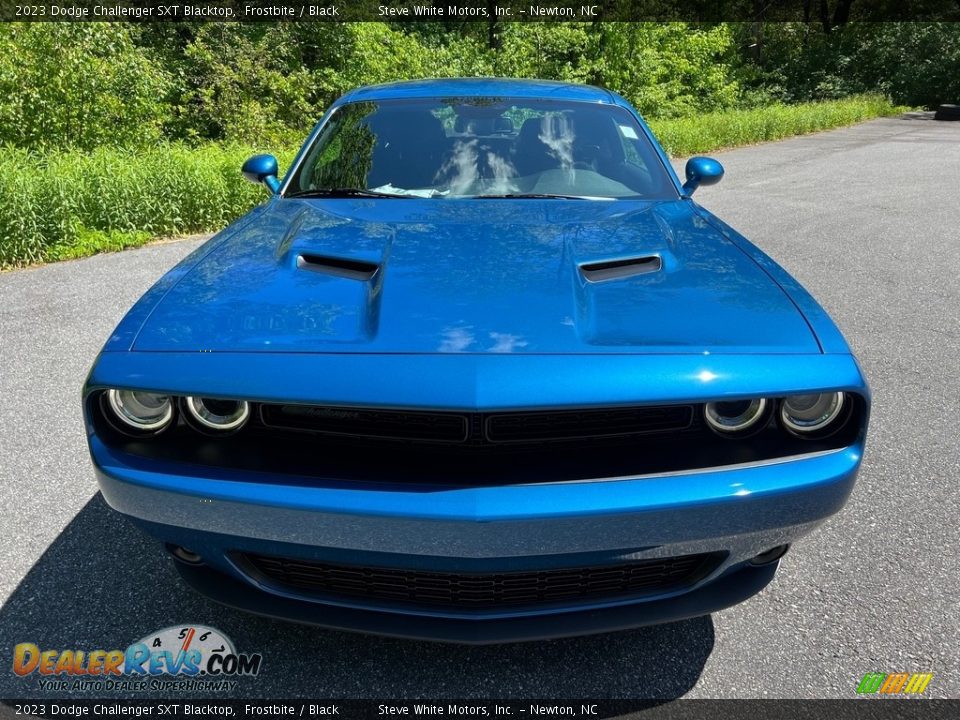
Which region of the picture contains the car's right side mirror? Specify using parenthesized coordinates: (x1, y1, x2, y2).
(242, 154, 280, 194)
(682, 156, 724, 196)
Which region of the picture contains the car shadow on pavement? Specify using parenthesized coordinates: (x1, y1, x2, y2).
(0, 494, 715, 701)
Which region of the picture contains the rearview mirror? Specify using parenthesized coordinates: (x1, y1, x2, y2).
(242, 154, 280, 194)
(682, 156, 724, 196)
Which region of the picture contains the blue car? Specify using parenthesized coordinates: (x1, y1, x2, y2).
(85, 79, 869, 643)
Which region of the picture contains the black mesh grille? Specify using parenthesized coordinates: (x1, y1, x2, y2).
(242, 552, 723, 608)
(485, 406, 692, 443)
(259, 403, 693, 445)
(260, 404, 468, 442)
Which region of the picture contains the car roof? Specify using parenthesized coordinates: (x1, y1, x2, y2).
(338, 78, 621, 105)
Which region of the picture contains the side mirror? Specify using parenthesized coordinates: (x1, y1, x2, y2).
(241, 154, 280, 194)
(682, 156, 724, 196)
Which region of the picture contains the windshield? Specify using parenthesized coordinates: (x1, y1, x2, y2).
(286, 97, 677, 200)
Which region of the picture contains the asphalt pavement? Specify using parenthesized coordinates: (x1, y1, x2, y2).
(0, 114, 958, 700)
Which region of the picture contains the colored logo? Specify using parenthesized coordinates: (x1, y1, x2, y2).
(12, 625, 261, 692)
(856, 672, 934, 695)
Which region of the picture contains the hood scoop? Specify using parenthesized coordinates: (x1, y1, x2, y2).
(297, 253, 380, 281)
(579, 255, 662, 283)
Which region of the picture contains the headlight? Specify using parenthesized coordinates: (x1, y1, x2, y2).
(106, 389, 174, 433)
(780, 392, 845, 434)
(185, 397, 250, 432)
(704, 398, 768, 436)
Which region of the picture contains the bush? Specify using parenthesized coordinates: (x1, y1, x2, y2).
(597, 23, 742, 118)
(172, 25, 318, 146)
(168, 24, 491, 145)
(845, 23, 960, 108)
(749, 22, 960, 108)
(490, 23, 742, 119)
(0, 24, 171, 151)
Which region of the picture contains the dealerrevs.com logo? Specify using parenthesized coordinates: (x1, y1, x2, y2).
(12, 625, 262, 692)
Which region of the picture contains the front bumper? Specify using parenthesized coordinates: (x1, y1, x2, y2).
(92, 436, 863, 642)
(174, 555, 780, 644)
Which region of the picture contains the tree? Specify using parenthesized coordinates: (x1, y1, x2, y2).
(0, 23, 170, 150)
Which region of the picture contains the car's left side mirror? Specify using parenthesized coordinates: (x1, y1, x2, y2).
(242, 154, 280, 194)
(682, 156, 724, 196)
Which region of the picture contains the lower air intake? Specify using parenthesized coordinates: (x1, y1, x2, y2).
(240, 552, 724, 609)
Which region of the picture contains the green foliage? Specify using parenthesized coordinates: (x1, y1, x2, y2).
(0, 144, 292, 268)
(0, 19, 946, 268)
(596, 23, 741, 118)
(492, 23, 599, 82)
(47, 228, 154, 263)
(842, 23, 960, 108)
(1, 20, 948, 152)
(172, 25, 317, 145)
(487, 23, 741, 118)
(0, 24, 171, 151)
(164, 23, 491, 145)
(0, 95, 905, 268)
(649, 94, 904, 156)
(747, 22, 960, 108)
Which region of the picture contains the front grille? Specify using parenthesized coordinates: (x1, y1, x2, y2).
(485, 406, 692, 443)
(241, 552, 723, 609)
(259, 403, 693, 445)
(94, 388, 865, 486)
(260, 404, 468, 443)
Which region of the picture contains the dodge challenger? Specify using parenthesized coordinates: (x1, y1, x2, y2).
(84, 79, 870, 643)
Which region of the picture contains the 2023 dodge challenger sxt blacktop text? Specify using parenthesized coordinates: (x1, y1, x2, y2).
(84, 79, 869, 643)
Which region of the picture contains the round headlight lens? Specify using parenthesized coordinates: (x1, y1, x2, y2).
(185, 397, 250, 432)
(704, 398, 768, 435)
(107, 389, 174, 432)
(781, 392, 845, 434)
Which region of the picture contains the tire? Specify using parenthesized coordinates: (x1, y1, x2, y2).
(934, 104, 960, 121)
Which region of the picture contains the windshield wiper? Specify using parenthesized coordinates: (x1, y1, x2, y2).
(471, 193, 598, 200)
(285, 188, 411, 199)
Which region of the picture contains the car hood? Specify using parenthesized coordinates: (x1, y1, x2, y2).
(132, 198, 820, 355)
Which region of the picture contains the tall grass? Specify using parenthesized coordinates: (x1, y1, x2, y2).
(0, 95, 904, 269)
(649, 94, 904, 156)
(0, 145, 291, 268)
